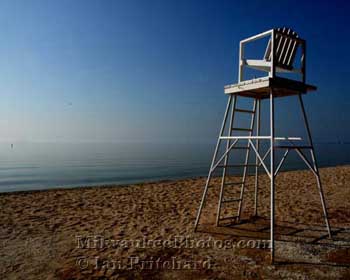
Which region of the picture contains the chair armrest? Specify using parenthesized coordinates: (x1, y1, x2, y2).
(240, 29, 273, 44)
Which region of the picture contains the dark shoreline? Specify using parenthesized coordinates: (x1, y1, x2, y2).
(1, 163, 349, 196)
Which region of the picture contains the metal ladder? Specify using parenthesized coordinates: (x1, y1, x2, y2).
(216, 96, 257, 225)
(194, 94, 260, 229)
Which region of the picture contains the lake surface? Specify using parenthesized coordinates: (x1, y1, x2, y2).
(0, 142, 349, 192)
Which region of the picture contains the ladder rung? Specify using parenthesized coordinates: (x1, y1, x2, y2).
(231, 127, 253, 132)
(222, 198, 242, 203)
(235, 108, 255, 114)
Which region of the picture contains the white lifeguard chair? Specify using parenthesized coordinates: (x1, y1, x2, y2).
(194, 28, 332, 263)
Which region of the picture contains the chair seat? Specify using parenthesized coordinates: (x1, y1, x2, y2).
(243, 59, 300, 73)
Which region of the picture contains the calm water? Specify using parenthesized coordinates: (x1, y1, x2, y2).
(0, 142, 349, 193)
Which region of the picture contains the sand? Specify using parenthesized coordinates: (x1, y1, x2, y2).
(0, 165, 350, 279)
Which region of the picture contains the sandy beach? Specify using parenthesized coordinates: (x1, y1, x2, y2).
(1, 165, 350, 279)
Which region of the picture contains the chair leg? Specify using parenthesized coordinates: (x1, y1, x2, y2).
(310, 149, 332, 238)
(270, 89, 275, 264)
(254, 98, 261, 217)
(298, 94, 332, 239)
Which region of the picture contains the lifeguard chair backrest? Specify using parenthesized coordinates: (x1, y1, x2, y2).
(264, 27, 299, 70)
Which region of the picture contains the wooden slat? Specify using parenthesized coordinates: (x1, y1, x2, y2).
(283, 31, 298, 66)
(277, 28, 290, 64)
(275, 27, 287, 62)
(263, 27, 300, 70)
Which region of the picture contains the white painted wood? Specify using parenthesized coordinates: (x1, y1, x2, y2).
(240, 29, 273, 44)
(245, 59, 271, 67)
(224, 77, 270, 94)
(240, 27, 305, 80)
(224, 76, 316, 96)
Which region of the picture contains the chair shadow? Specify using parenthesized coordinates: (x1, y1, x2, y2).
(195, 216, 350, 267)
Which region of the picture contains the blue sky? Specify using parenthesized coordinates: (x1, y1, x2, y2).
(0, 0, 349, 143)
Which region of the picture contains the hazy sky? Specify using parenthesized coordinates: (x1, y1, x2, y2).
(0, 0, 349, 143)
